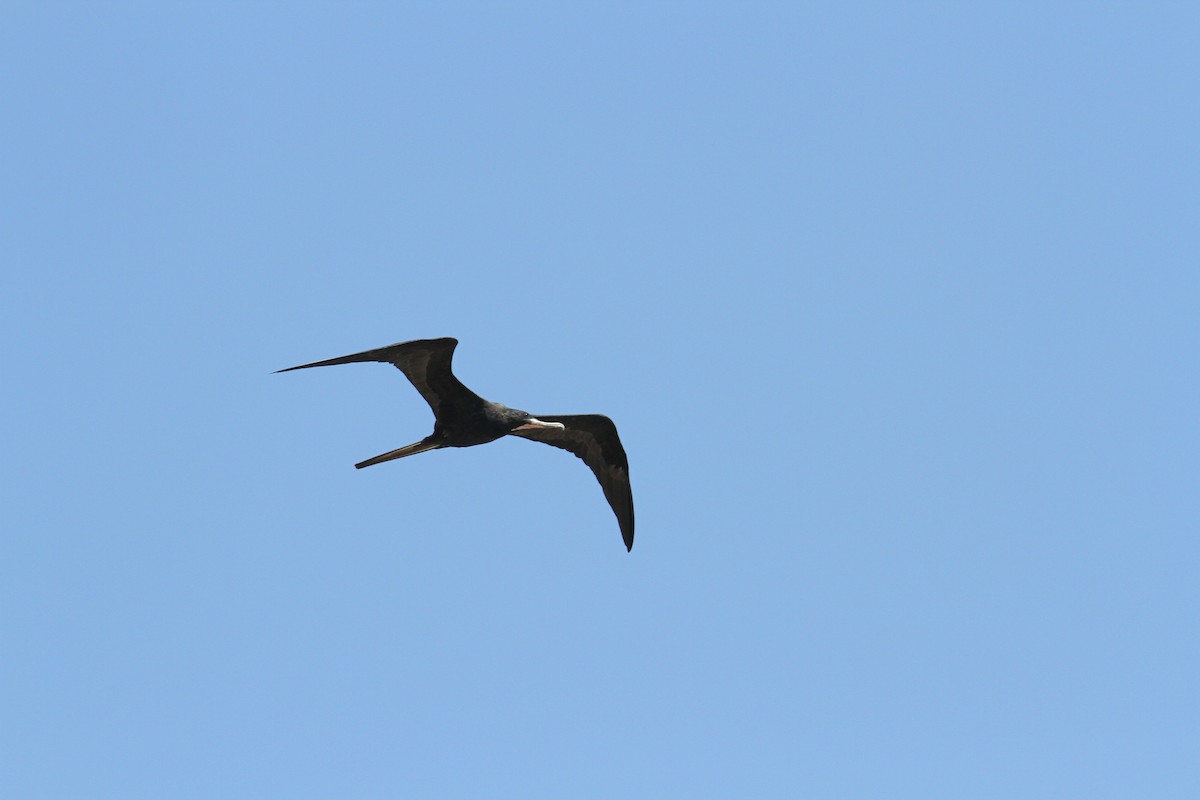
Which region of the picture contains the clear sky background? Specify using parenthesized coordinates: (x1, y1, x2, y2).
(3, 3, 1197, 798)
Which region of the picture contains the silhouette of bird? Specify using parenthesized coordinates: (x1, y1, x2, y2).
(278, 337, 635, 551)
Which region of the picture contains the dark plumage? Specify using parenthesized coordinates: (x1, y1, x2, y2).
(277, 337, 635, 551)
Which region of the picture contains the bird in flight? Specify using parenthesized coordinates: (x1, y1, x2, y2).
(278, 338, 635, 551)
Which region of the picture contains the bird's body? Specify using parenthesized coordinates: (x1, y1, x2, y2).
(278, 337, 635, 551)
(438, 401, 523, 447)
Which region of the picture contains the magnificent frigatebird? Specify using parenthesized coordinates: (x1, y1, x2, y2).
(278, 337, 635, 551)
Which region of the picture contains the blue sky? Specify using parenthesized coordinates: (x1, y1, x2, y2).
(3, 3, 1197, 797)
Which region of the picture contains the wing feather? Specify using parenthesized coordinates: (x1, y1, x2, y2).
(277, 337, 482, 422)
(510, 414, 635, 550)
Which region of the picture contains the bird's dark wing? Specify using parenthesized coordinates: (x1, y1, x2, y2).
(276, 337, 483, 422)
(509, 414, 635, 551)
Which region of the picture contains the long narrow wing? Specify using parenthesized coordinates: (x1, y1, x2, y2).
(276, 337, 483, 422)
(509, 414, 635, 551)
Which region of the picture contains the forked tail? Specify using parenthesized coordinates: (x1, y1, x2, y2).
(355, 438, 442, 469)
